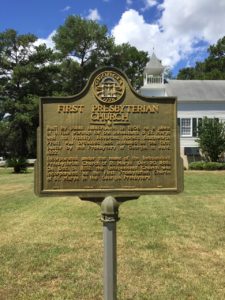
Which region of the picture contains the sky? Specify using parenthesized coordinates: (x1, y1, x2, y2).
(1, 0, 225, 75)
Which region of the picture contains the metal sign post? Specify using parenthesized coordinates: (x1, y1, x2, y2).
(101, 197, 120, 300)
(34, 67, 184, 299)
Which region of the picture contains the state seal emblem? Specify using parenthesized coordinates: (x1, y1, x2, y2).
(93, 71, 125, 104)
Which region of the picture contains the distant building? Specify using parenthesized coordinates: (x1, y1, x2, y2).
(140, 52, 225, 167)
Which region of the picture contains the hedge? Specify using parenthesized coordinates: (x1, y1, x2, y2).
(189, 161, 225, 170)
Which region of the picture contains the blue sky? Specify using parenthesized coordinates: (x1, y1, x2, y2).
(0, 0, 160, 36)
(1, 0, 225, 75)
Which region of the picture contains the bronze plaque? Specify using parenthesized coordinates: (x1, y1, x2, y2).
(35, 67, 183, 199)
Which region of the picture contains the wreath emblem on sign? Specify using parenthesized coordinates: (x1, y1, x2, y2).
(93, 71, 125, 104)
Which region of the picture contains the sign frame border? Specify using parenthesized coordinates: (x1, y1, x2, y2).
(34, 67, 183, 198)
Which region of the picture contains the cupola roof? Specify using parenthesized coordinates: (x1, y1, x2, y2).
(144, 52, 165, 75)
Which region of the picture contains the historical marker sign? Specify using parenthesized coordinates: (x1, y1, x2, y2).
(35, 67, 183, 199)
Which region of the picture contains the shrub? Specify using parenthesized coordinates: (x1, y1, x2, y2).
(7, 157, 28, 173)
(189, 162, 204, 170)
(197, 117, 225, 162)
(189, 161, 225, 170)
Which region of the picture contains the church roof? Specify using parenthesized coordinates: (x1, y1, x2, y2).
(166, 80, 225, 101)
(144, 52, 164, 74)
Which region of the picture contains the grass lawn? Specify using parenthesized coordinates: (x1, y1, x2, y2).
(0, 168, 225, 299)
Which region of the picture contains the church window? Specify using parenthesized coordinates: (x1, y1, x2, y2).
(181, 118, 192, 137)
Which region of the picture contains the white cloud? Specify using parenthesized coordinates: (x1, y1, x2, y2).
(126, 0, 133, 5)
(112, 10, 160, 51)
(62, 6, 71, 12)
(160, 0, 225, 43)
(143, 0, 158, 10)
(86, 8, 101, 21)
(34, 31, 56, 49)
(112, 1, 225, 68)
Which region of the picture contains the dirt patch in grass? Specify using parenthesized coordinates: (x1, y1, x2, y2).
(186, 170, 225, 175)
(0, 184, 27, 194)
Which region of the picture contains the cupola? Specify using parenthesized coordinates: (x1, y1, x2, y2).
(140, 52, 166, 96)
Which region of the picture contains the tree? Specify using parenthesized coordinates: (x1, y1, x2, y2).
(53, 15, 112, 92)
(176, 67, 196, 80)
(177, 36, 225, 79)
(0, 29, 60, 157)
(53, 15, 110, 66)
(197, 117, 225, 162)
(53, 16, 148, 93)
(0, 20, 149, 158)
(0, 120, 10, 157)
(55, 58, 82, 95)
(205, 36, 225, 79)
(105, 43, 148, 89)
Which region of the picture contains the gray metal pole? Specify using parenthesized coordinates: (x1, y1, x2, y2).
(103, 221, 117, 300)
(101, 196, 120, 300)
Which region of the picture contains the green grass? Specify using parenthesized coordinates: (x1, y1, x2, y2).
(0, 168, 225, 299)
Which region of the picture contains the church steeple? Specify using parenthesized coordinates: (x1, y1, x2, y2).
(143, 52, 165, 85)
(140, 52, 166, 97)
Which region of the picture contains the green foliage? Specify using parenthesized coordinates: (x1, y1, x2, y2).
(53, 15, 148, 93)
(0, 29, 60, 157)
(53, 15, 111, 92)
(176, 67, 196, 79)
(196, 117, 225, 162)
(53, 15, 110, 65)
(0, 120, 10, 157)
(189, 161, 225, 170)
(0, 20, 148, 157)
(106, 43, 148, 89)
(189, 161, 204, 170)
(177, 36, 225, 79)
(6, 157, 28, 173)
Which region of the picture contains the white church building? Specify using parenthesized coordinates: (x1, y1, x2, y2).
(140, 53, 225, 167)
